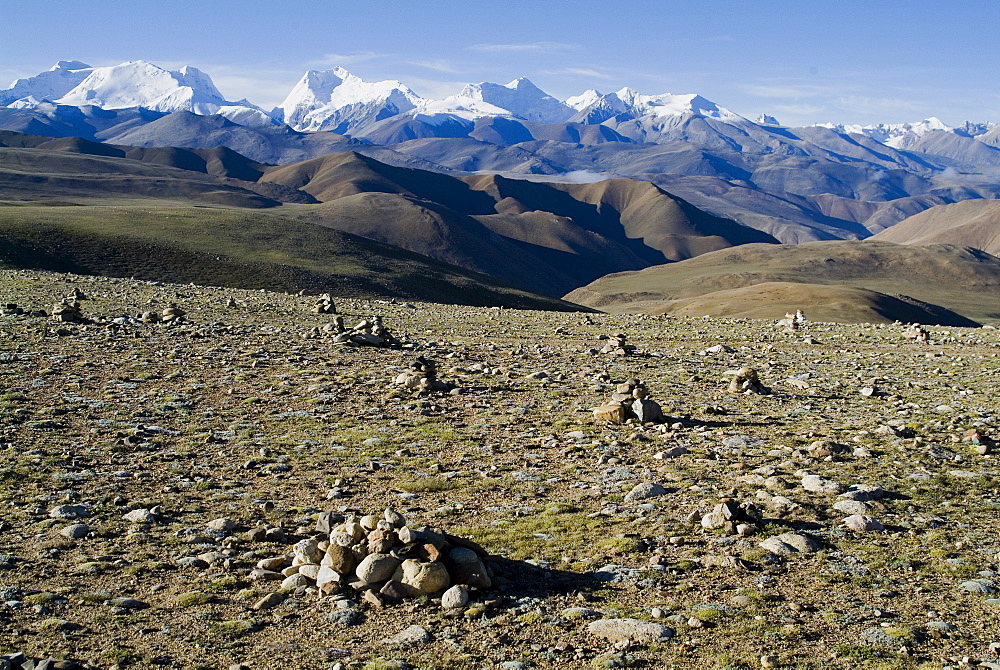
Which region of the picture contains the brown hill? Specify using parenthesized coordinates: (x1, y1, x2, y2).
(264, 153, 776, 296)
(0, 129, 777, 299)
(872, 199, 1000, 255)
(565, 240, 1000, 325)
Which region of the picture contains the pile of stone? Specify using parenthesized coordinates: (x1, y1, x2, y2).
(393, 356, 453, 393)
(777, 309, 806, 330)
(313, 293, 337, 314)
(51, 299, 86, 323)
(252, 509, 492, 610)
(727, 366, 770, 395)
(598, 333, 637, 356)
(593, 378, 665, 424)
(333, 316, 400, 347)
(700, 498, 763, 536)
(902, 324, 929, 343)
(137, 304, 186, 325)
(1, 651, 92, 670)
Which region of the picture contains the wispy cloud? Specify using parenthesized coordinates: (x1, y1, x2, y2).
(410, 59, 460, 74)
(467, 41, 578, 53)
(542, 67, 615, 80)
(740, 84, 828, 99)
(306, 51, 388, 68)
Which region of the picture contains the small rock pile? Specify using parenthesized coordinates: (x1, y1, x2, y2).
(700, 499, 763, 536)
(727, 366, 770, 395)
(393, 356, 454, 393)
(593, 378, 665, 424)
(51, 299, 86, 323)
(777, 309, 806, 330)
(598, 333, 637, 356)
(252, 509, 492, 610)
(312, 293, 337, 314)
(1, 651, 92, 669)
(902, 324, 929, 343)
(333, 316, 400, 347)
(137, 304, 187, 325)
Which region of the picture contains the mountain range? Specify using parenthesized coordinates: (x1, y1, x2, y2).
(4, 60, 1000, 250)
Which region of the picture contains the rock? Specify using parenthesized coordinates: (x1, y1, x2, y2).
(281, 573, 311, 590)
(759, 532, 821, 556)
(382, 624, 432, 648)
(631, 397, 664, 423)
(107, 597, 149, 610)
(248, 568, 284, 582)
(315, 565, 342, 594)
(326, 607, 363, 626)
(177, 557, 210, 569)
(322, 545, 356, 575)
(624, 482, 668, 502)
(59, 523, 90, 539)
(399, 558, 450, 596)
(654, 446, 689, 459)
(838, 484, 886, 501)
(728, 367, 770, 395)
(843, 514, 884, 532)
(593, 404, 628, 424)
(447, 547, 491, 589)
(123, 508, 156, 523)
(960, 580, 995, 594)
(293, 538, 324, 565)
(49, 505, 91, 519)
(587, 618, 674, 644)
(441, 584, 469, 609)
(801, 474, 845, 494)
(206, 518, 236, 533)
(832, 500, 871, 515)
(355, 554, 401, 585)
(252, 592, 285, 610)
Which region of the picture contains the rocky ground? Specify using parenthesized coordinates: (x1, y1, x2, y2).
(0, 268, 998, 670)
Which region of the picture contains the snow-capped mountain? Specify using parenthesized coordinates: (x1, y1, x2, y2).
(415, 78, 573, 124)
(274, 67, 424, 133)
(818, 117, 954, 149)
(0, 60, 272, 126)
(0, 60, 94, 107)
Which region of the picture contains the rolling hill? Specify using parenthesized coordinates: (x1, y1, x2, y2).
(872, 199, 1000, 255)
(564, 240, 1000, 325)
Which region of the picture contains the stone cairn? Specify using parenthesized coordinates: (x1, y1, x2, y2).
(331, 316, 401, 347)
(902, 324, 929, 343)
(51, 299, 85, 323)
(312, 293, 337, 314)
(700, 498, 763, 537)
(252, 509, 492, 610)
(598, 333, 637, 356)
(137, 304, 187, 325)
(777, 309, 806, 331)
(593, 378, 665, 424)
(393, 356, 453, 393)
(728, 366, 770, 395)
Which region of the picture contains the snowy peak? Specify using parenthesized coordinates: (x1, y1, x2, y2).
(820, 117, 957, 149)
(1, 60, 93, 107)
(275, 67, 423, 132)
(413, 77, 572, 124)
(567, 87, 742, 125)
(54, 61, 240, 115)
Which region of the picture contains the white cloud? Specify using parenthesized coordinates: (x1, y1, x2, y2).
(466, 41, 578, 53)
(541, 67, 615, 80)
(410, 59, 460, 74)
(306, 52, 388, 68)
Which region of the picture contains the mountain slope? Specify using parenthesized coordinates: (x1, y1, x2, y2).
(872, 199, 1000, 255)
(0, 204, 582, 310)
(565, 241, 1000, 324)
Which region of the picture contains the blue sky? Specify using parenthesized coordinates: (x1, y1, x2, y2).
(1, 0, 997, 127)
